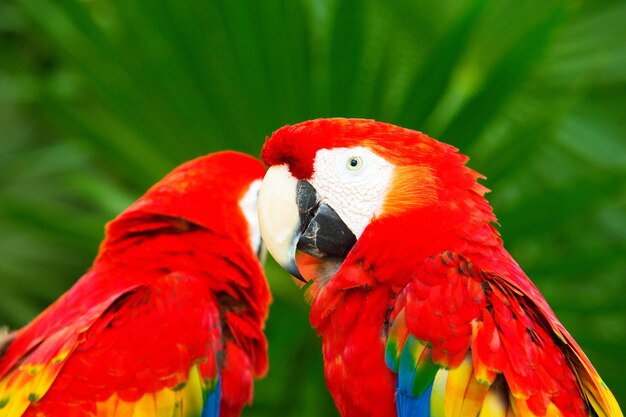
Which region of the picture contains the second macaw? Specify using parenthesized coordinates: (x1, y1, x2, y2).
(0, 151, 270, 417)
(257, 118, 622, 417)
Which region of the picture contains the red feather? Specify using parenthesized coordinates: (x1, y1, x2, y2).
(0, 151, 270, 417)
(261, 118, 622, 417)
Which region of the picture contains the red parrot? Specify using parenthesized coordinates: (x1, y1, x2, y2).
(0, 151, 270, 417)
(257, 118, 622, 417)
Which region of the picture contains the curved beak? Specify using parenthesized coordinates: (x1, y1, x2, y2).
(258, 165, 356, 282)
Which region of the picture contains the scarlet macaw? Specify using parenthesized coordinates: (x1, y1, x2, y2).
(257, 118, 622, 417)
(0, 151, 270, 417)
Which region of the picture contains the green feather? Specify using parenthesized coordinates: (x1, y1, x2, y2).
(397, 335, 440, 397)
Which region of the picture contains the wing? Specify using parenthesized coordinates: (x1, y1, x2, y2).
(0, 272, 222, 417)
(385, 251, 622, 417)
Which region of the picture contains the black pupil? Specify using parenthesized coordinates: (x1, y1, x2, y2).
(350, 158, 358, 167)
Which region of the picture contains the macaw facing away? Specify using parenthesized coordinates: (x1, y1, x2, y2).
(257, 118, 622, 417)
(0, 151, 270, 417)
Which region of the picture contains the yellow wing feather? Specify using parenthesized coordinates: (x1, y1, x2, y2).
(478, 385, 508, 417)
(92, 364, 210, 417)
(442, 355, 490, 417)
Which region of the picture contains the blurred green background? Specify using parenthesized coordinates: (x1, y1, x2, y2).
(1, 0, 625, 413)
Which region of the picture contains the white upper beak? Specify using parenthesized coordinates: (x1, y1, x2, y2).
(257, 165, 301, 274)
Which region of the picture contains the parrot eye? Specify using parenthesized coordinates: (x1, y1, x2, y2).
(346, 156, 363, 171)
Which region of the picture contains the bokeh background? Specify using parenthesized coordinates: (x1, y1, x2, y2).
(1, 0, 625, 413)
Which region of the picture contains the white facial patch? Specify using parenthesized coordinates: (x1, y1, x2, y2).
(310, 147, 394, 238)
(239, 179, 263, 254)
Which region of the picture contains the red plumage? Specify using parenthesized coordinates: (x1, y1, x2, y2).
(261, 118, 621, 417)
(0, 151, 270, 417)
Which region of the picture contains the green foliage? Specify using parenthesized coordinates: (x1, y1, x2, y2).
(1, 0, 625, 413)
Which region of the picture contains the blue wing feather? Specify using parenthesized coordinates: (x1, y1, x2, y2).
(202, 375, 221, 417)
(396, 382, 433, 417)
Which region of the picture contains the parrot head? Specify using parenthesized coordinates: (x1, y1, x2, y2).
(258, 118, 496, 288)
(105, 150, 267, 260)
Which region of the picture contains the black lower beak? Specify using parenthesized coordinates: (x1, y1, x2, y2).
(292, 181, 357, 281)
